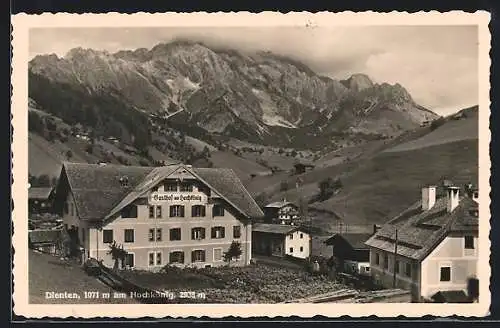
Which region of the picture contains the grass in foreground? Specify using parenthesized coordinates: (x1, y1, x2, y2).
(29, 250, 138, 304)
(119, 263, 347, 303)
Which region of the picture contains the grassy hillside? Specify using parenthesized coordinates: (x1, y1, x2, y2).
(209, 151, 272, 182)
(312, 139, 478, 225)
(255, 110, 479, 232)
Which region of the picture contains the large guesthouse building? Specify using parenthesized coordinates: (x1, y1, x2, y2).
(52, 162, 264, 270)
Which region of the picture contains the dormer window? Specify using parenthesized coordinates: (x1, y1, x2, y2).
(164, 182, 177, 192)
(180, 182, 193, 192)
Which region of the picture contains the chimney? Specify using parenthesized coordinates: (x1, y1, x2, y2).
(372, 224, 381, 235)
(421, 185, 437, 210)
(446, 186, 460, 213)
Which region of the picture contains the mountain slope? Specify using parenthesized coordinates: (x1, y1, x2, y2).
(28, 41, 439, 147)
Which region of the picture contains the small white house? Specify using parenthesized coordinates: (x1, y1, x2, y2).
(252, 223, 311, 259)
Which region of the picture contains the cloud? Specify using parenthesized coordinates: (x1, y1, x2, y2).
(29, 26, 478, 115)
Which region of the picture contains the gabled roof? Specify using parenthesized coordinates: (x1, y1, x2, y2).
(59, 162, 264, 222)
(61, 162, 154, 220)
(28, 187, 53, 200)
(365, 195, 478, 261)
(252, 223, 306, 235)
(325, 233, 372, 250)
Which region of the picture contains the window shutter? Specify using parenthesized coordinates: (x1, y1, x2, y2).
(201, 228, 206, 239)
(181, 206, 185, 217)
(201, 206, 206, 217)
(180, 252, 185, 264)
(156, 206, 162, 218)
(191, 251, 196, 263)
(211, 227, 216, 239)
(221, 228, 225, 238)
(202, 250, 206, 262)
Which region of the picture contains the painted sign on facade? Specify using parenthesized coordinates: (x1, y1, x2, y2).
(149, 193, 207, 204)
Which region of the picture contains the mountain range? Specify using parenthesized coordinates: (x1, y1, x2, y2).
(28, 40, 439, 148)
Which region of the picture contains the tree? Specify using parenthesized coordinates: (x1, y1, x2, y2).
(107, 241, 128, 271)
(223, 241, 242, 265)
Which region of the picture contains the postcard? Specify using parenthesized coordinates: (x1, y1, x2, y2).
(11, 11, 491, 318)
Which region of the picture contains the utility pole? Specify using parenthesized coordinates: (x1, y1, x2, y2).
(393, 228, 398, 288)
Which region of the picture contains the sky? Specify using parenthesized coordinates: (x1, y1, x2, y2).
(29, 26, 479, 115)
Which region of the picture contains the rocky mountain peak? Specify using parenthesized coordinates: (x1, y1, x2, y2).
(341, 73, 374, 92)
(28, 41, 438, 146)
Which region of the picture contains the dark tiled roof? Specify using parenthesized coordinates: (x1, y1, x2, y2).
(431, 290, 470, 303)
(365, 195, 479, 261)
(61, 162, 263, 221)
(29, 187, 53, 200)
(63, 162, 154, 220)
(29, 229, 61, 244)
(193, 167, 264, 219)
(325, 233, 372, 250)
(252, 223, 303, 235)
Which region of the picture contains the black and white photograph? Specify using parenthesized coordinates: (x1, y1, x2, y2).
(11, 11, 491, 318)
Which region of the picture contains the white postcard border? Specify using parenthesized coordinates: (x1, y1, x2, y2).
(11, 11, 492, 318)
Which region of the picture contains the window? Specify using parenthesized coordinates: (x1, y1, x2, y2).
(395, 260, 400, 274)
(169, 205, 185, 217)
(164, 182, 177, 192)
(405, 263, 412, 277)
(124, 229, 134, 243)
(300, 233, 304, 239)
(151, 185, 159, 192)
(191, 227, 206, 240)
(440, 266, 451, 282)
(121, 205, 138, 218)
(383, 254, 389, 269)
(233, 226, 241, 239)
(465, 236, 475, 249)
(192, 205, 206, 217)
(148, 228, 163, 241)
(212, 205, 225, 217)
(180, 183, 193, 192)
(170, 228, 181, 241)
(213, 248, 223, 262)
(211, 226, 225, 239)
(300, 246, 304, 252)
(169, 251, 184, 264)
(290, 234, 293, 240)
(149, 252, 155, 266)
(149, 206, 162, 219)
(156, 252, 162, 266)
(103, 230, 113, 243)
(192, 250, 206, 263)
(375, 253, 380, 265)
(123, 253, 134, 268)
(290, 247, 294, 253)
